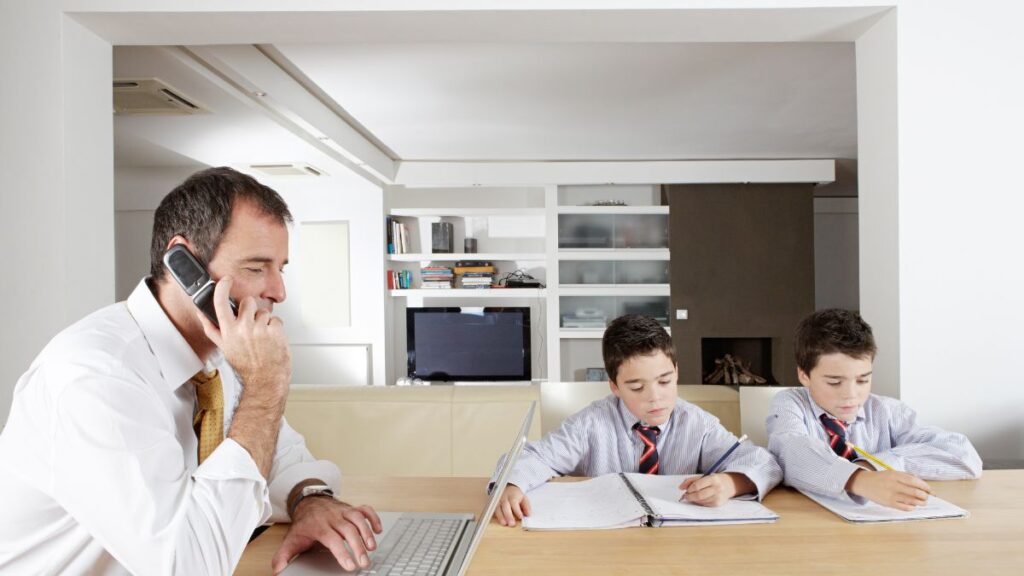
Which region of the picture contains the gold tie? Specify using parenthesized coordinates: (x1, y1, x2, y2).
(192, 369, 224, 465)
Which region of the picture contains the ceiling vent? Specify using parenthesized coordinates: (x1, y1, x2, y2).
(246, 163, 326, 177)
(113, 78, 207, 115)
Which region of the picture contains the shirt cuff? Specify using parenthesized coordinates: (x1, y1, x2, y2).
(194, 438, 272, 525)
(268, 460, 341, 522)
(823, 457, 863, 500)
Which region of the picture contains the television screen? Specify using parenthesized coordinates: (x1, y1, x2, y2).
(407, 307, 531, 381)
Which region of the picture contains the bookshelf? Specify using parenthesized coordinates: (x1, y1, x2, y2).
(382, 184, 672, 386)
(384, 186, 550, 385)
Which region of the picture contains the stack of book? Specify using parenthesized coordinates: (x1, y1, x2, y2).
(420, 266, 454, 289)
(387, 269, 412, 290)
(454, 260, 495, 289)
(386, 217, 411, 254)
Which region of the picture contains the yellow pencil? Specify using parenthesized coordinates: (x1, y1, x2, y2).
(847, 442, 894, 471)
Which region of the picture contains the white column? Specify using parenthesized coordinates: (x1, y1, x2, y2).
(895, 0, 1024, 463)
(855, 10, 900, 399)
(0, 4, 113, 425)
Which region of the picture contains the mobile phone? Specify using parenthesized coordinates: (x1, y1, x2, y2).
(162, 244, 238, 328)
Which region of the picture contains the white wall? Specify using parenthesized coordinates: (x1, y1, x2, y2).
(814, 197, 859, 310)
(272, 175, 386, 387)
(855, 9, 900, 400)
(893, 0, 1024, 462)
(115, 166, 204, 299)
(0, 5, 112, 426)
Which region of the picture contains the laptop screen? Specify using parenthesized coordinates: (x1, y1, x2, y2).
(453, 400, 535, 576)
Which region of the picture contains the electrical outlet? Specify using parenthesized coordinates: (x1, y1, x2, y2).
(676, 309, 688, 320)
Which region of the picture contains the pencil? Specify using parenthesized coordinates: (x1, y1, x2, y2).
(679, 434, 748, 501)
(847, 442, 894, 471)
(703, 434, 749, 476)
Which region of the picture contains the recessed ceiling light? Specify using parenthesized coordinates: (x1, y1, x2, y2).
(245, 163, 327, 177)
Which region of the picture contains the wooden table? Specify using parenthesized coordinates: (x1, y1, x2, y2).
(239, 471, 1024, 575)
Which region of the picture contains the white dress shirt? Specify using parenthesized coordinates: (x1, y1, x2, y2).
(0, 279, 340, 575)
(766, 387, 982, 501)
(492, 395, 782, 500)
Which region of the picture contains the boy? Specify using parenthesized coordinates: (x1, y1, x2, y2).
(491, 314, 782, 526)
(767, 309, 982, 511)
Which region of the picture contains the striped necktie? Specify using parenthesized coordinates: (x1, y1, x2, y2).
(192, 369, 224, 465)
(819, 413, 857, 462)
(633, 422, 661, 474)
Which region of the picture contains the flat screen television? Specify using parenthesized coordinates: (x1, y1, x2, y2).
(406, 307, 531, 381)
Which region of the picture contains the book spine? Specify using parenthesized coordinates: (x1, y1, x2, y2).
(618, 473, 658, 528)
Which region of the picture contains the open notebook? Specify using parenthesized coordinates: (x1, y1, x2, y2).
(799, 489, 968, 523)
(522, 473, 778, 530)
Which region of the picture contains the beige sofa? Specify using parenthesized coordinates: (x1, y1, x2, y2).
(285, 383, 739, 477)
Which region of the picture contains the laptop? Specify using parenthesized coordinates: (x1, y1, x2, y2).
(283, 401, 535, 576)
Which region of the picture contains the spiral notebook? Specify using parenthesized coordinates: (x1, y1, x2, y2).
(522, 473, 778, 530)
(799, 489, 968, 523)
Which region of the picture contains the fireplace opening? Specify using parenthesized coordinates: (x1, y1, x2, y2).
(701, 337, 777, 386)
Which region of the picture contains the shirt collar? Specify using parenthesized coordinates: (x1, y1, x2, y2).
(615, 396, 671, 434)
(804, 388, 866, 424)
(126, 278, 205, 391)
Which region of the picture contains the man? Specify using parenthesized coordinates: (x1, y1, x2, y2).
(0, 167, 380, 574)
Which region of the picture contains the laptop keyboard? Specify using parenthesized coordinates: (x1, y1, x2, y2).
(357, 517, 464, 576)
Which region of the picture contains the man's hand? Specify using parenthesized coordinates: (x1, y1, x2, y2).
(271, 497, 383, 575)
(846, 469, 931, 511)
(197, 277, 292, 478)
(493, 484, 531, 527)
(196, 276, 291, 403)
(679, 472, 754, 507)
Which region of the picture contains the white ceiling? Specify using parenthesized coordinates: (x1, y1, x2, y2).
(113, 46, 346, 173)
(113, 40, 856, 176)
(275, 42, 856, 161)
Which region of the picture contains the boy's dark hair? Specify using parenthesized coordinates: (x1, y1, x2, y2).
(149, 167, 292, 281)
(602, 314, 676, 382)
(795, 308, 877, 374)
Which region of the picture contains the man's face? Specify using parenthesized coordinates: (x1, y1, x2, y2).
(798, 352, 873, 422)
(609, 351, 678, 426)
(205, 199, 289, 312)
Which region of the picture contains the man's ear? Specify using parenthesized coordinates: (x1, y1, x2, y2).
(165, 235, 194, 253)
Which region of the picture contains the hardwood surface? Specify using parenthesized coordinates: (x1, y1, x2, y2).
(239, 471, 1024, 575)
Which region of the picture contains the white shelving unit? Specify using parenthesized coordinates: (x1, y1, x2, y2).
(382, 183, 672, 386)
(554, 185, 672, 381)
(560, 327, 672, 340)
(384, 186, 551, 386)
(390, 207, 545, 218)
(556, 249, 671, 261)
(558, 285, 669, 297)
(389, 288, 546, 298)
(388, 253, 545, 262)
(557, 205, 669, 215)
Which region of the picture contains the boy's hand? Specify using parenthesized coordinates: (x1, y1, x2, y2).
(679, 472, 753, 507)
(493, 484, 531, 526)
(847, 469, 931, 511)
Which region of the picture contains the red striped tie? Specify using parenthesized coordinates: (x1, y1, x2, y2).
(820, 413, 857, 462)
(633, 423, 661, 474)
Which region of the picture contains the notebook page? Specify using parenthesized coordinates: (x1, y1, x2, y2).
(622, 473, 779, 524)
(522, 474, 645, 530)
(799, 490, 968, 523)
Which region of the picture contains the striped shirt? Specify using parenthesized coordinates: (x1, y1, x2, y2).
(493, 394, 782, 500)
(766, 387, 983, 501)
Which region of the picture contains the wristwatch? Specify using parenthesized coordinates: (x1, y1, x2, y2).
(290, 484, 335, 518)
